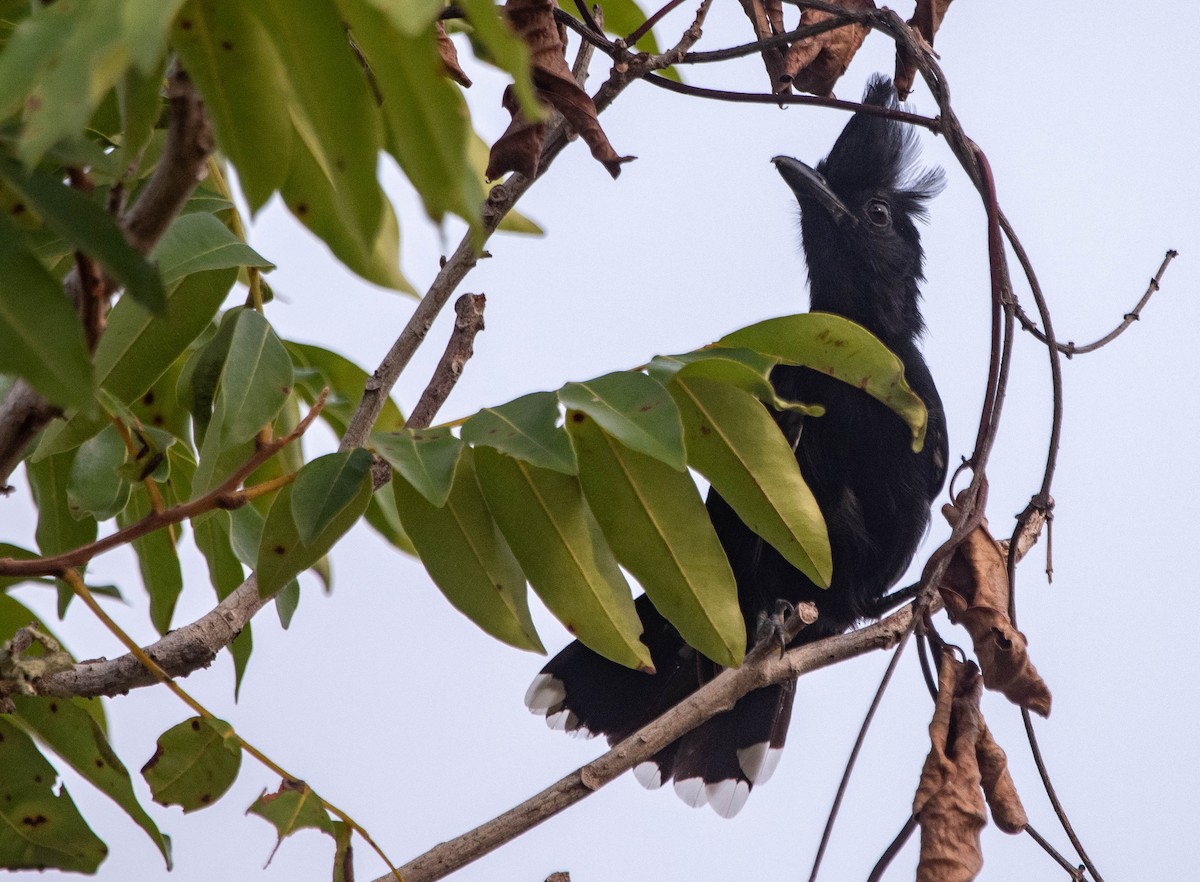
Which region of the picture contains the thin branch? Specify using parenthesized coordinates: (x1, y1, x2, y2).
(1013, 249, 1178, 358)
(681, 14, 862, 64)
(866, 815, 919, 882)
(407, 294, 487, 429)
(1025, 824, 1089, 881)
(807, 628, 915, 882)
(626, 0, 686, 46)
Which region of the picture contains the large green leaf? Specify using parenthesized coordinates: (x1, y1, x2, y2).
(155, 212, 273, 287)
(473, 447, 651, 671)
(0, 717, 108, 873)
(256, 475, 372, 598)
(393, 448, 543, 652)
(671, 375, 832, 587)
(0, 212, 93, 411)
(567, 411, 744, 667)
(372, 427, 463, 508)
(141, 716, 240, 812)
(341, 0, 483, 225)
(210, 308, 293, 448)
(27, 451, 98, 556)
(0, 0, 183, 166)
(719, 313, 928, 450)
(35, 265, 237, 459)
(290, 449, 374, 546)
(67, 425, 132, 521)
(558, 372, 685, 470)
(11, 696, 171, 868)
(0, 156, 165, 313)
(462, 391, 575, 474)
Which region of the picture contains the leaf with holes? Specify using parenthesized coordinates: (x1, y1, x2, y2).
(141, 717, 241, 813)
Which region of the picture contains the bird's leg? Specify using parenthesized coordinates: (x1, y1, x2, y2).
(755, 599, 797, 657)
(867, 582, 919, 618)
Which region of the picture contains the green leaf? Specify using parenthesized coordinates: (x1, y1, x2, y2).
(192, 511, 252, 693)
(286, 341, 405, 435)
(256, 477, 372, 598)
(0, 717, 108, 873)
(0, 212, 93, 411)
(671, 376, 832, 587)
(0, 156, 166, 313)
(473, 447, 651, 671)
(393, 448, 543, 652)
(342, 0, 484, 225)
(649, 348, 825, 416)
(363, 485, 416, 555)
(210, 308, 293, 448)
(458, 0, 537, 113)
(567, 411, 744, 667)
(0, 0, 184, 166)
(35, 265, 237, 459)
(0, 544, 42, 593)
(67, 425, 132, 521)
(247, 781, 333, 846)
(154, 211, 274, 287)
(27, 451, 98, 556)
(719, 313, 928, 450)
(11, 696, 171, 868)
(118, 483, 182, 635)
(116, 50, 168, 175)
(362, 0, 443, 38)
(372, 427, 463, 508)
(462, 391, 576, 474)
(274, 578, 301, 629)
(141, 716, 241, 812)
(290, 449, 374, 546)
(558, 372, 685, 470)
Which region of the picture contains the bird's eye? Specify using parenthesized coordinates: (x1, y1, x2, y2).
(865, 199, 891, 228)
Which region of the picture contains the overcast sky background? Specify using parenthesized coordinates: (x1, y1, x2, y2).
(3, 2, 1198, 880)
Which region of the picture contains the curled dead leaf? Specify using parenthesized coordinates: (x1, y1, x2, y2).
(486, 0, 634, 181)
(914, 655, 986, 882)
(895, 0, 955, 99)
(939, 503, 1052, 717)
(976, 722, 1027, 834)
(437, 22, 474, 88)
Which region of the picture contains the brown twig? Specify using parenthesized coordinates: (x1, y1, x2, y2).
(407, 294, 488, 429)
(866, 815, 919, 882)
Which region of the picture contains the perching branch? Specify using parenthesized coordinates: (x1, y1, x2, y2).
(407, 294, 488, 430)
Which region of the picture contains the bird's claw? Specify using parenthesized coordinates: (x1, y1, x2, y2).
(755, 599, 796, 657)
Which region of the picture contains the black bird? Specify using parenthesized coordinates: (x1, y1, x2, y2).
(526, 75, 948, 817)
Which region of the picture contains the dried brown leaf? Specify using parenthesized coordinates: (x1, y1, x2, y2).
(894, 0, 954, 98)
(735, 0, 790, 89)
(437, 22, 473, 88)
(783, 2, 874, 98)
(976, 723, 1027, 834)
(486, 0, 633, 181)
(914, 656, 986, 882)
(939, 504, 1053, 716)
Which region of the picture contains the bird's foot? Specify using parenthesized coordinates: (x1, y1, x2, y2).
(755, 599, 796, 658)
(868, 583, 920, 618)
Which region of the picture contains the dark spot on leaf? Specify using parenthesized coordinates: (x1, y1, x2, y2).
(153, 414, 165, 426)
(638, 404, 655, 412)
(199, 793, 212, 804)
(273, 544, 287, 555)
(26, 95, 41, 112)
(335, 157, 346, 171)
(221, 40, 233, 50)
(22, 815, 48, 828)
(10, 202, 25, 215)
(699, 424, 711, 436)
(570, 412, 585, 423)
(495, 583, 503, 591)
(281, 385, 291, 395)
(33, 775, 42, 784)
(143, 390, 156, 406)
(179, 18, 193, 30)
(95, 759, 105, 768)
(565, 623, 577, 634)
(49, 702, 57, 713)
(190, 719, 202, 731)
(295, 202, 309, 216)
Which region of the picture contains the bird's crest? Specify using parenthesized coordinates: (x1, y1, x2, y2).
(820, 74, 944, 210)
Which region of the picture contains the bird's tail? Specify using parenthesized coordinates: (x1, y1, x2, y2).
(525, 595, 798, 817)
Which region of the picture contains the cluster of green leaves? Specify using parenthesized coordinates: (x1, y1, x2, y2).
(378, 314, 929, 671)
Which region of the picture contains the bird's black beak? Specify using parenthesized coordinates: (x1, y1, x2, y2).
(772, 156, 855, 226)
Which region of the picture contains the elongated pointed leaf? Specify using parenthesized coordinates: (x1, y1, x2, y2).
(0, 156, 165, 313)
(462, 391, 575, 474)
(28, 451, 98, 556)
(192, 510, 252, 692)
(567, 412, 744, 667)
(212, 308, 293, 448)
(719, 313, 927, 450)
(671, 376, 832, 587)
(393, 448, 543, 652)
(67, 425, 132, 521)
(0, 717, 107, 872)
(0, 213, 93, 410)
(155, 212, 273, 287)
(473, 447, 650, 671)
(286, 341, 405, 435)
(291, 449, 374, 545)
(372, 428, 463, 507)
(141, 717, 240, 812)
(558, 372, 685, 470)
(649, 348, 826, 416)
(256, 476, 372, 598)
(11, 696, 171, 868)
(119, 483, 183, 635)
(35, 265, 237, 458)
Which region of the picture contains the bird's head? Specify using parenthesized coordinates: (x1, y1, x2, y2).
(773, 75, 944, 343)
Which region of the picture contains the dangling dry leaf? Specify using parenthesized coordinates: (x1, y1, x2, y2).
(939, 503, 1052, 716)
(486, 0, 634, 181)
(437, 22, 474, 88)
(736, 0, 790, 88)
(894, 0, 955, 98)
(782, 1, 874, 98)
(914, 655, 986, 882)
(976, 722, 1027, 834)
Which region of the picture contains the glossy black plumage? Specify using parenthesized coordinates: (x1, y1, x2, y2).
(525, 75, 948, 817)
